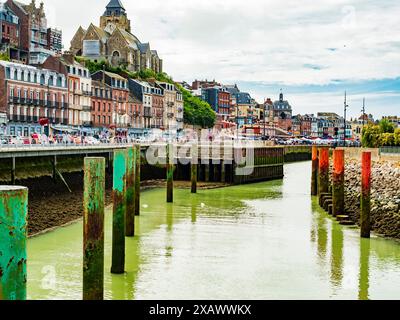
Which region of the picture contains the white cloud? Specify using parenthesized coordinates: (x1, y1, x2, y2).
(40, 0, 399, 116)
(41, 0, 400, 85)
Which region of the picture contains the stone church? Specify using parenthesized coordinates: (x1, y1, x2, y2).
(70, 0, 162, 73)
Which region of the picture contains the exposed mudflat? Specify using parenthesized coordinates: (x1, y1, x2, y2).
(9, 173, 228, 236)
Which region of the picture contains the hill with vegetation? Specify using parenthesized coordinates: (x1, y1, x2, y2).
(76, 57, 216, 128)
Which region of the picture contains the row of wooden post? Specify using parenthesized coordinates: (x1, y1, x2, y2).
(311, 146, 371, 238)
(0, 143, 198, 300)
(83, 145, 142, 300)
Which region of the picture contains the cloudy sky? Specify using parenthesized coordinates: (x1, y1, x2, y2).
(43, 0, 399, 119)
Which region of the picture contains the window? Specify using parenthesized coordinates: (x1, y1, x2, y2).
(103, 116, 106, 124)
(97, 102, 101, 111)
(103, 103, 106, 112)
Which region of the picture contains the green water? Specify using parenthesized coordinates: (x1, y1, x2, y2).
(27, 162, 400, 300)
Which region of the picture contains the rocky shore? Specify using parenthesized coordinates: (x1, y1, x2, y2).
(344, 160, 400, 238)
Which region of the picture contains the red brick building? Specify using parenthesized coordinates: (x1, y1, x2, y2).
(127, 94, 143, 132)
(91, 80, 114, 130)
(218, 89, 231, 120)
(91, 70, 129, 129)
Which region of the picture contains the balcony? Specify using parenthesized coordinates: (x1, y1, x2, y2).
(83, 91, 92, 96)
(167, 102, 174, 108)
(144, 107, 151, 118)
(167, 113, 174, 119)
(82, 105, 91, 112)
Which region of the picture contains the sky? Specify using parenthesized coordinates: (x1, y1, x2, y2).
(42, 0, 399, 119)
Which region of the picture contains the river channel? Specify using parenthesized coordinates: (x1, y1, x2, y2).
(27, 161, 400, 300)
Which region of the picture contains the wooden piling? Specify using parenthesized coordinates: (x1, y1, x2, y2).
(11, 157, 15, 185)
(125, 147, 135, 237)
(191, 143, 198, 194)
(311, 146, 318, 196)
(166, 143, 174, 203)
(0, 186, 28, 300)
(360, 152, 371, 238)
(332, 149, 345, 217)
(83, 157, 105, 300)
(221, 161, 226, 183)
(205, 162, 210, 182)
(134, 145, 141, 216)
(111, 149, 127, 274)
(318, 147, 330, 198)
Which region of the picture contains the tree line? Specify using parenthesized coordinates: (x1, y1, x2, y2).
(362, 119, 400, 147)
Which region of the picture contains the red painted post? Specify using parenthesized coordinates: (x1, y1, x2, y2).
(318, 147, 330, 197)
(332, 149, 345, 217)
(361, 152, 371, 238)
(311, 146, 318, 196)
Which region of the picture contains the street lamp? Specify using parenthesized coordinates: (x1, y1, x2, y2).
(263, 99, 266, 139)
(361, 97, 366, 130)
(343, 91, 349, 147)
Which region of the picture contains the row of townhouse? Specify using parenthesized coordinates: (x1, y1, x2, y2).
(0, 54, 184, 137)
(290, 113, 354, 139)
(190, 80, 257, 129)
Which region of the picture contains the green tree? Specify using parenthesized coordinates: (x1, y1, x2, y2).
(379, 119, 395, 133)
(362, 124, 381, 147)
(0, 52, 10, 61)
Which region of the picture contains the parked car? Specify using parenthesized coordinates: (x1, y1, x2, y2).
(84, 136, 100, 145)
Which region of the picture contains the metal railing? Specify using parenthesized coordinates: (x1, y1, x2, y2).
(380, 146, 400, 154)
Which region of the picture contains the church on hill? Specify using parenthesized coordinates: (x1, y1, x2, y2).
(70, 0, 162, 73)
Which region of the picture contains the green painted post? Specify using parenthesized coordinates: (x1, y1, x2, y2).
(134, 145, 141, 216)
(125, 147, 135, 237)
(111, 149, 127, 274)
(0, 186, 28, 300)
(167, 143, 174, 203)
(191, 143, 198, 194)
(83, 157, 105, 300)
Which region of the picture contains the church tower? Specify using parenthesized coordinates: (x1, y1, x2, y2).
(100, 0, 131, 33)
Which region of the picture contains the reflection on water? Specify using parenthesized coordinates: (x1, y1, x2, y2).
(27, 162, 400, 300)
(359, 239, 370, 300)
(330, 224, 344, 289)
